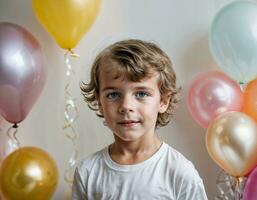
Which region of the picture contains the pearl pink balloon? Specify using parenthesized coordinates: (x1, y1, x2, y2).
(187, 71, 243, 128)
(0, 22, 47, 124)
(244, 166, 257, 200)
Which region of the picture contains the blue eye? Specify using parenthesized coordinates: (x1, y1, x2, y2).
(106, 92, 119, 100)
(135, 91, 149, 99)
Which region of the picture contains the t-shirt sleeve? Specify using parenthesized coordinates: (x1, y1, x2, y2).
(175, 160, 208, 200)
(177, 179, 208, 200)
(72, 167, 88, 200)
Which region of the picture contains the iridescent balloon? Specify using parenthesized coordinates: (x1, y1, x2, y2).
(0, 22, 47, 124)
(209, 1, 257, 83)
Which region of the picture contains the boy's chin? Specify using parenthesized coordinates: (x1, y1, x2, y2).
(113, 133, 144, 143)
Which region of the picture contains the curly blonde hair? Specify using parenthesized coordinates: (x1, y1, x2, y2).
(80, 39, 180, 128)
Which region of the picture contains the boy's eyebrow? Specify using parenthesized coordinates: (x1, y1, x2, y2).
(133, 86, 155, 92)
(101, 87, 118, 92)
(101, 86, 155, 92)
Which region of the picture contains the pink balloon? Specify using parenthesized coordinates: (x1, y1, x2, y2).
(0, 22, 47, 124)
(187, 71, 243, 128)
(243, 166, 257, 200)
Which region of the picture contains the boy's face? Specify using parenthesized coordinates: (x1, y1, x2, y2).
(98, 62, 169, 142)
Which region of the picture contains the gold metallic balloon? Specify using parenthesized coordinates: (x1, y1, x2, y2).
(0, 147, 58, 200)
(32, 0, 101, 49)
(206, 111, 257, 177)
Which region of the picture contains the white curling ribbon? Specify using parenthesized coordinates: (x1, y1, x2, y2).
(7, 124, 21, 149)
(63, 50, 79, 188)
(215, 170, 246, 200)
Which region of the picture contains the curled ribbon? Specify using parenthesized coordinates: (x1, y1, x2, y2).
(215, 170, 246, 200)
(63, 50, 79, 187)
(7, 123, 21, 149)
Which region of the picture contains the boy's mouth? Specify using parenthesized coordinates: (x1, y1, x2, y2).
(117, 120, 140, 127)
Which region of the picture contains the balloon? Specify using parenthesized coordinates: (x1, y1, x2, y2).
(32, 0, 101, 49)
(243, 166, 257, 200)
(0, 22, 47, 124)
(187, 71, 243, 128)
(0, 147, 58, 200)
(206, 111, 257, 177)
(242, 78, 257, 122)
(209, 1, 257, 83)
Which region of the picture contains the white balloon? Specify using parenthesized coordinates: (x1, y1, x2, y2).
(209, 1, 257, 83)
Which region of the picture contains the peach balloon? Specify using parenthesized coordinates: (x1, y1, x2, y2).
(206, 111, 257, 177)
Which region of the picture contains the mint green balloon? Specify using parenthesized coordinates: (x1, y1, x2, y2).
(209, 1, 257, 83)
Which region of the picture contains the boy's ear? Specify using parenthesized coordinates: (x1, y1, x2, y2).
(159, 95, 171, 113)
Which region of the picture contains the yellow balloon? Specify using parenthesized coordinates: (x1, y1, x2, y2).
(206, 111, 257, 177)
(0, 147, 58, 200)
(32, 0, 101, 49)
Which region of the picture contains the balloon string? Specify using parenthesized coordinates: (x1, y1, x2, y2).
(7, 123, 21, 149)
(239, 82, 246, 92)
(63, 50, 79, 187)
(214, 170, 245, 200)
(233, 177, 245, 200)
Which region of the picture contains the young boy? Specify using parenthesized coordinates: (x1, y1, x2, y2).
(72, 39, 208, 199)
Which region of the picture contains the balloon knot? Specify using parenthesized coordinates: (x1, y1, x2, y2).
(65, 49, 80, 58)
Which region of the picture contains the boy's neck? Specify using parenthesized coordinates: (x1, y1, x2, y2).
(109, 135, 162, 165)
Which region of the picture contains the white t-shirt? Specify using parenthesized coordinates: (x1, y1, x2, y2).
(72, 143, 208, 200)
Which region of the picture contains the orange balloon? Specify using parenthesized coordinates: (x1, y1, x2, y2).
(243, 78, 257, 122)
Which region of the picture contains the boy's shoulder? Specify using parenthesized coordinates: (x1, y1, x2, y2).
(165, 144, 207, 199)
(164, 143, 202, 182)
(164, 143, 192, 165)
(75, 143, 201, 182)
(76, 146, 108, 174)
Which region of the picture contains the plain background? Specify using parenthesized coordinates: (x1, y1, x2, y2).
(0, 0, 243, 199)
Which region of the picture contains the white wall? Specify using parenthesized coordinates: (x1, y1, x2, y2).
(0, 0, 240, 199)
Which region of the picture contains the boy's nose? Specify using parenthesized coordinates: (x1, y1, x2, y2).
(118, 96, 134, 114)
